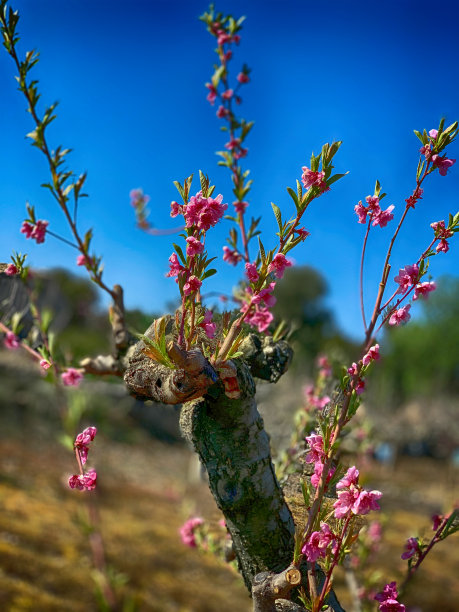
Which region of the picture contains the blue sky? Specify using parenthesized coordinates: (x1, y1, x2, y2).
(1, 0, 458, 341)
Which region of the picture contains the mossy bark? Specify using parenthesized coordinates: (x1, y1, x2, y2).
(180, 359, 295, 589)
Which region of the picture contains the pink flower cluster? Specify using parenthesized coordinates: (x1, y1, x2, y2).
(68, 469, 97, 491)
(241, 282, 277, 332)
(181, 191, 228, 232)
(183, 275, 202, 296)
(302, 521, 337, 562)
(199, 310, 217, 339)
(21, 220, 48, 244)
(362, 344, 380, 365)
(304, 433, 336, 488)
(304, 385, 331, 410)
(179, 517, 204, 548)
(413, 281, 436, 300)
(347, 363, 365, 394)
(388, 304, 411, 326)
(400, 536, 420, 560)
(76, 254, 93, 269)
(268, 253, 292, 279)
(374, 582, 405, 612)
(4, 263, 18, 276)
(432, 153, 456, 176)
(74, 426, 97, 465)
(333, 466, 382, 519)
(223, 246, 242, 265)
(405, 187, 423, 209)
(431, 219, 453, 253)
(129, 188, 150, 208)
(301, 166, 329, 193)
(4, 331, 20, 350)
(394, 264, 419, 293)
(317, 355, 332, 377)
(224, 136, 248, 159)
(68, 426, 98, 492)
(61, 367, 83, 387)
(354, 196, 394, 228)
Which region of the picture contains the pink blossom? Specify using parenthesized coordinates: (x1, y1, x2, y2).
(268, 253, 292, 279)
(130, 188, 150, 208)
(76, 254, 92, 268)
(21, 220, 49, 243)
(216, 105, 229, 118)
(233, 147, 248, 159)
(365, 195, 380, 211)
(294, 227, 310, 241)
(183, 275, 202, 296)
(363, 344, 380, 365)
(221, 88, 233, 100)
(61, 368, 83, 387)
(184, 191, 227, 231)
(317, 355, 332, 377)
(234, 200, 248, 214)
(334, 486, 360, 518)
(432, 154, 456, 176)
(353, 489, 382, 515)
(311, 461, 336, 489)
(394, 264, 419, 293)
(336, 466, 360, 489)
(401, 537, 420, 560)
(244, 306, 273, 333)
(225, 137, 240, 151)
(413, 281, 436, 300)
(4, 263, 18, 276)
(237, 72, 250, 84)
(4, 331, 20, 350)
(368, 521, 383, 544)
(436, 238, 449, 253)
(252, 283, 277, 308)
(40, 359, 51, 370)
(420, 142, 432, 158)
(429, 129, 438, 139)
(223, 246, 242, 265)
(170, 201, 182, 217)
(388, 304, 411, 326)
(20, 221, 34, 238)
(355, 379, 365, 394)
(375, 582, 399, 603)
(301, 167, 328, 193)
(217, 31, 232, 45)
(312, 395, 331, 409)
(245, 262, 259, 283)
(166, 253, 185, 278)
(75, 426, 97, 465)
(405, 188, 423, 208)
(347, 362, 358, 376)
(199, 310, 217, 339)
(379, 600, 406, 612)
(205, 83, 217, 105)
(354, 201, 368, 224)
(185, 236, 204, 258)
(302, 522, 337, 562)
(372, 205, 394, 228)
(304, 433, 325, 463)
(179, 517, 204, 548)
(375, 582, 405, 612)
(68, 469, 97, 492)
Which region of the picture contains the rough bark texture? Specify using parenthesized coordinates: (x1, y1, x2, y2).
(180, 359, 295, 590)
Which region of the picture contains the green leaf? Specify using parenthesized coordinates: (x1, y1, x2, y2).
(414, 129, 427, 145)
(173, 243, 186, 265)
(287, 187, 299, 211)
(271, 202, 282, 233)
(258, 237, 266, 264)
(327, 172, 348, 186)
(201, 268, 217, 280)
